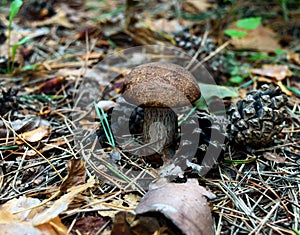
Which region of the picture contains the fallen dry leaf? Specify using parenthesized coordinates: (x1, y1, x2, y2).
(123, 193, 141, 207)
(149, 19, 184, 34)
(228, 24, 281, 52)
(263, 152, 286, 164)
(111, 211, 132, 235)
(182, 0, 215, 13)
(60, 158, 86, 192)
(31, 9, 74, 28)
(32, 177, 95, 226)
(26, 138, 67, 157)
(0, 210, 41, 235)
(20, 126, 51, 142)
(97, 199, 124, 218)
(251, 65, 292, 81)
(97, 100, 119, 111)
(71, 216, 107, 235)
(0, 197, 68, 235)
(36, 217, 68, 235)
(39, 77, 65, 94)
(125, 26, 168, 45)
(135, 179, 215, 235)
(287, 53, 300, 66)
(0, 197, 42, 221)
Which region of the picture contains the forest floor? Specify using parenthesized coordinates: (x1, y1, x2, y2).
(0, 0, 299, 234)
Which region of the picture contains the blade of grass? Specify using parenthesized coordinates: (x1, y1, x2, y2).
(99, 104, 115, 148)
(94, 102, 115, 149)
(223, 157, 256, 164)
(0, 145, 19, 150)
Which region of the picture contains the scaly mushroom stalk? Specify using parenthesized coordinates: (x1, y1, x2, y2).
(143, 107, 177, 155)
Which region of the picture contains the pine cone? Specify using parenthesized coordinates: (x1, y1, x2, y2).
(178, 112, 227, 174)
(227, 84, 288, 148)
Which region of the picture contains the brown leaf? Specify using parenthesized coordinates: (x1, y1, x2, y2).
(251, 65, 292, 81)
(20, 126, 51, 142)
(32, 177, 95, 226)
(125, 26, 169, 45)
(182, 0, 215, 13)
(135, 179, 215, 235)
(60, 158, 86, 192)
(123, 193, 141, 207)
(0, 196, 42, 221)
(39, 77, 65, 94)
(97, 100, 119, 111)
(150, 19, 184, 34)
(287, 52, 300, 66)
(264, 152, 286, 164)
(0, 211, 41, 235)
(36, 217, 69, 235)
(31, 9, 74, 28)
(0, 197, 69, 235)
(26, 138, 67, 157)
(70, 216, 107, 235)
(228, 24, 281, 52)
(111, 212, 132, 235)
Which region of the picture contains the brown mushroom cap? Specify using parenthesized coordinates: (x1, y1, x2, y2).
(124, 62, 201, 107)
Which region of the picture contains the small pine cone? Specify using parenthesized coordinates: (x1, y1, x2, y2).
(227, 84, 288, 148)
(178, 112, 227, 173)
(172, 30, 225, 83)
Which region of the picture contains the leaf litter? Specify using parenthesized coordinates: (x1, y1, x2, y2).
(0, 0, 299, 234)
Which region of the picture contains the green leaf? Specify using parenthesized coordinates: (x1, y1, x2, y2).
(199, 83, 239, 100)
(236, 17, 262, 30)
(248, 52, 269, 61)
(229, 76, 244, 84)
(274, 48, 284, 55)
(11, 37, 31, 57)
(9, 0, 23, 23)
(194, 96, 208, 111)
(224, 29, 247, 38)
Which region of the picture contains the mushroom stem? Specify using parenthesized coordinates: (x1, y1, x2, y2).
(143, 107, 177, 156)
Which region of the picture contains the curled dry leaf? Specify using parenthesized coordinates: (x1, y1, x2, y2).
(111, 211, 132, 235)
(32, 177, 95, 226)
(287, 52, 300, 66)
(263, 152, 286, 164)
(251, 65, 292, 81)
(38, 77, 65, 94)
(26, 137, 67, 157)
(97, 100, 119, 111)
(183, 0, 215, 13)
(20, 126, 51, 142)
(150, 19, 184, 34)
(60, 158, 86, 192)
(135, 179, 215, 235)
(227, 24, 281, 52)
(0, 197, 68, 235)
(0, 117, 50, 138)
(71, 216, 107, 235)
(0, 211, 41, 235)
(31, 9, 75, 28)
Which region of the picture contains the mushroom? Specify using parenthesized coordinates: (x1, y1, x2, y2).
(124, 62, 201, 156)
